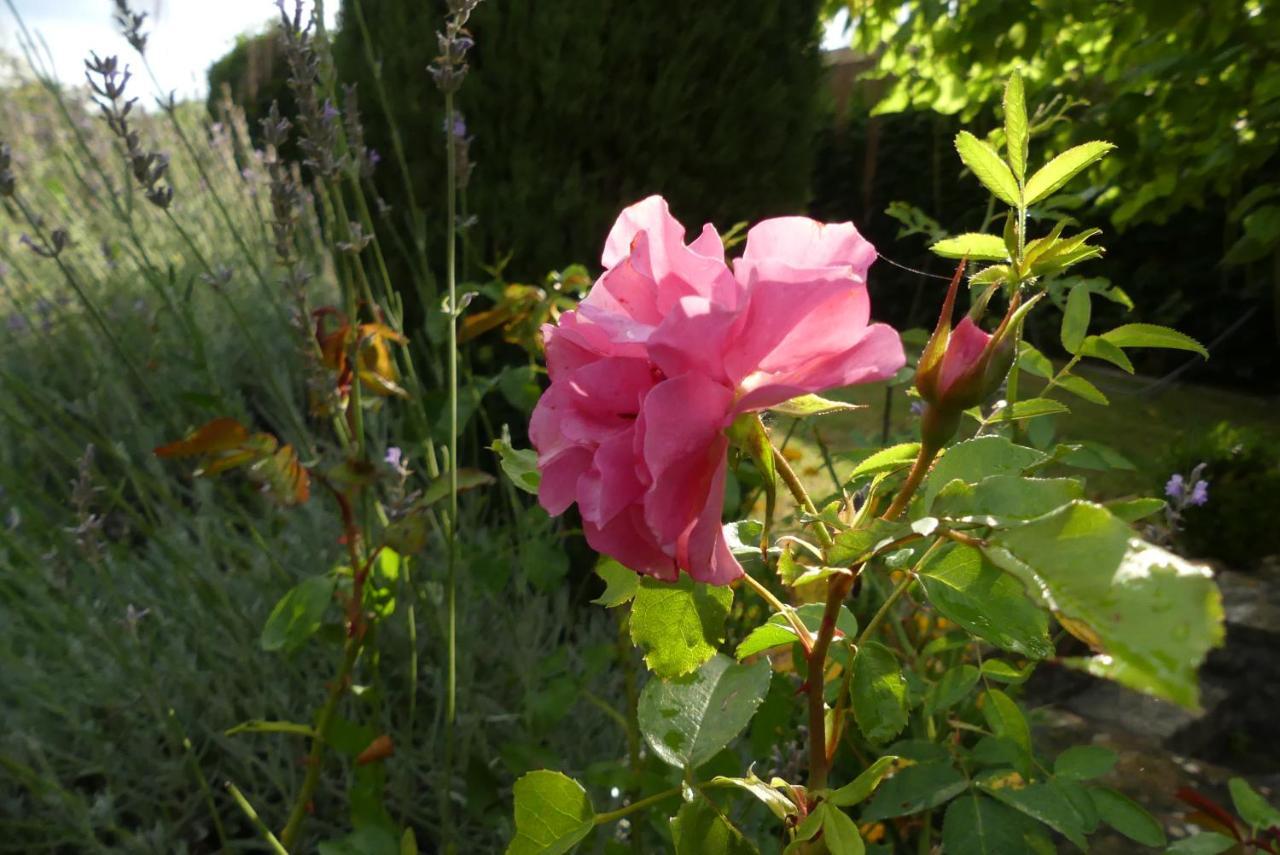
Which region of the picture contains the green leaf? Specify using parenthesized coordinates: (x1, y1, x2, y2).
(1055, 374, 1108, 406)
(991, 398, 1071, 422)
(980, 660, 1033, 683)
(637, 654, 771, 770)
(984, 502, 1225, 707)
(1165, 832, 1237, 854)
(671, 797, 758, 855)
(980, 778, 1088, 850)
(932, 474, 1084, 520)
(828, 755, 900, 807)
(847, 443, 921, 481)
(943, 792, 1035, 855)
(770, 394, 864, 417)
(400, 828, 417, 855)
(980, 690, 1030, 753)
(630, 573, 733, 678)
(728, 413, 776, 524)
(592, 558, 639, 607)
(1105, 497, 1166, 522)
(260, 574, 335, 653)
(1079, 336, 1135, 373)
(491, 437, 540, 494)
(918, 545, 1051, 658)
(225, 719, 318, 739)
(1228, 777, 1280, 831)
(1089, 787, 1166, 847)
(931, 233, 1010, 261)
(1101, 324, 1208, 358)
(970, 264, 1012, 285)
(862, 761, 968, 821)
(1060, 286, 1092, 354)
(955, 131, 1021, 207)
(418, 468, 495, 506)
(1017, 343, 1054, 379)
(1023, 141, 1116, 205)
(922, 436, 1046, 509)
(1054, 746, 1117, 780)
(822, 804, 865, 855)
(735, 603, 857, 660)
(1054, 441, 1135, 471)
(1004, 72, 1028, 181)
(506, 770, 594, 855)
(709, 771, 797, 821)
(851, 641, 909, 744)
(827, 518, 910, 567)
(924, 665, 980, 716)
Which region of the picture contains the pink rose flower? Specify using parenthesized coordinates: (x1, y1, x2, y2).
(531, 196, 905, 585)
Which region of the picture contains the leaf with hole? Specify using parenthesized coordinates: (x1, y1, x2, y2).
(630, 573, 733, 678)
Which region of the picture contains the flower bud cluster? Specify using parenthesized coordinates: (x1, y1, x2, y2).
(430, 1, 482, 93)
(84, 53, 173, 209)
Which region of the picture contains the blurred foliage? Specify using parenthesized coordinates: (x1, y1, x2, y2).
(205, 23, 298, 161)
(1161, 422, 1280, 568)
(332, 0, 825, 286)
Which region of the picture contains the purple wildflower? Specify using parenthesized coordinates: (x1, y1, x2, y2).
(1165, 473, 1185, 499)
(910, 400, 926, 417)
(385, 446, 403, 468)
(1188, 479, 1209, 507)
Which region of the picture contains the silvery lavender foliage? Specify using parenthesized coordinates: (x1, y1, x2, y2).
(276, 0, 343, 179)
(429, 0, 482, 94)
(342, 84, 380, 181)
(111, 0, 149, 55)
(84, 53, 173, 209)
(68, 444, 105, 561)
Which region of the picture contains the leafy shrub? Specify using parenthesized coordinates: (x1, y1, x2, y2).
(1162, 422, 1280, 567)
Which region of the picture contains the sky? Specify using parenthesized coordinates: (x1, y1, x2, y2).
(0, 0, 338, 100)
(1, 1, 848, 102)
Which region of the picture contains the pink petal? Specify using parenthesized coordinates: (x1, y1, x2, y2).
(677, 451, 744, 585)
(576, 431, 647, 526)
(538, 446, 593, 516)
(637, 373, 735, 550)
(938, 317, 992, 396)
(584, 504, 678, 582)
(741, 216, 876, 277)
(646, 295, 736, 384)
(557, 357, 654, 445)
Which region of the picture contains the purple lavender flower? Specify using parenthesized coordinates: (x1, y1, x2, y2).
(1188, 479, 1209, 507)
(910, 400, 926, 417)
(321, 100, 340, 122)
(385, 446, 403, 468)
(368, 148, 381, 166)
(442, 115, 467, 139)
(1164, 473, 1185, 499)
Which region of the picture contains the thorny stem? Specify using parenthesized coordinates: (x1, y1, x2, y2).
(880, 441, 941, 521)
(806, 574, 854, 793)
(772, 446, 834, 550)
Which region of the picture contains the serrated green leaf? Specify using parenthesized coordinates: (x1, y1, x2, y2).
(984, 502, 1225, 707)
(981, 689, 1030, 753)
(1023, 142, 1116, 205)
(955, 131, 1021, 207)
(1055, 374, 1108, 405)
(1079, 336, 1135, 373)
(1166, 833, 1238, 854)
(1017, 342, 1054, 379)
(1228, 777, 1280, 831)
(822, 804, 865, 855)
(638, 654, 771, 770)
(943, 792, 1035, 855)
(1104, 497, 1166, 522)
(931, 474, 1083, 521)
(1004, 72, 1028, 181)
(770, 394, 864, 417)
(1102, 324, 1208, 358)
(709, 771, 797, 820)
(922, 436, 1047, 508)
(847, 443, 922, 481)
(1054, 746, 1117, 780)
(852, 641, 909, 744)
(630, 574, 733, 678)
(970, 264, 1012, 286)
(924, 665, 980, 716)
(506, 771, 594, 855)
(828, 755, 900, 807)
(862, 761, 968, 821)
(735, 603, 856, 660)
(491, 437, 539, 494)
(671, 797, 758, 855)
(827, 518, 910, 567)
(260, 575, 335, 653)
(1089, 787, 1166, 846)
(592, 558, 639, 607)
(981, 778, 1089, 850)
(1061, 286, 1092, 354)
(931, 233, 1010, 261)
